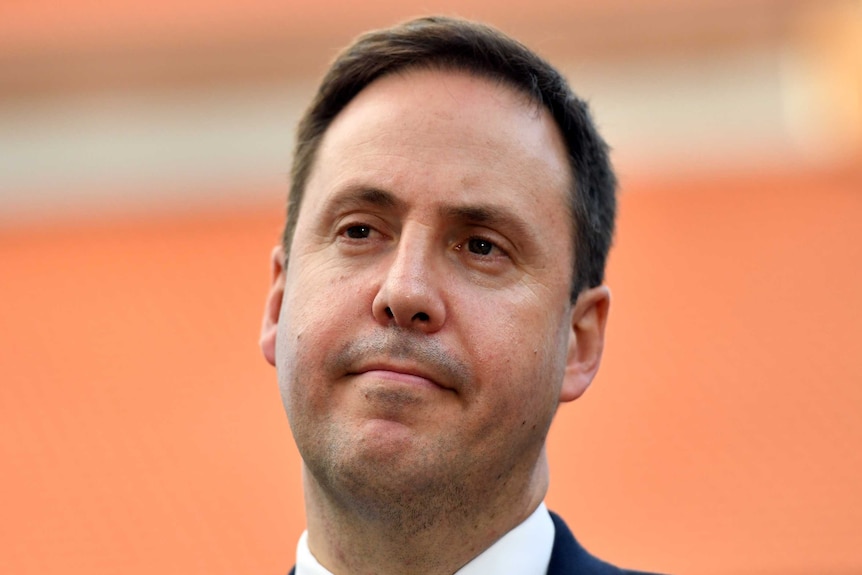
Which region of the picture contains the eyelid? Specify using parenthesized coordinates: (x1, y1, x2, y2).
(452, 234, 513, 269)
(333, 211, 393, 241)
(336, 220, 377, 238)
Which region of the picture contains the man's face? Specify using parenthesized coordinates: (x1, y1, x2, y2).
(261, 68, 606, 515)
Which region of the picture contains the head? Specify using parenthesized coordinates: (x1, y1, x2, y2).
(261, 16, 616, 534)
(283, 15, 616, 300)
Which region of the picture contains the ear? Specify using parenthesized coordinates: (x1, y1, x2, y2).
(559, 285, 611, 403)
(260, 245, 286, 367)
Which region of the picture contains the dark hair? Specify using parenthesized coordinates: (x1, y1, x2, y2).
(283, 15, 616, 300)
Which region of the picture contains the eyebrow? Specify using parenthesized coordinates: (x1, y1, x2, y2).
(440, 204, 538, 253)
(320, 185, 406, 220)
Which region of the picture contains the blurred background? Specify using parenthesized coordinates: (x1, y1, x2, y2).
(1, 0, 860, 573)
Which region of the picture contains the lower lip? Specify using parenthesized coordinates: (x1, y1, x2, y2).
(357, 369, 441, 390)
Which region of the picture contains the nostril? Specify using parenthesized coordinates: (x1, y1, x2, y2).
(385, 307, 395, 319)
(413, 312, 430, 322)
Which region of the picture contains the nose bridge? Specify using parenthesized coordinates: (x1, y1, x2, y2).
(388, 225, 432, 289)
(373, 223, 444, 330)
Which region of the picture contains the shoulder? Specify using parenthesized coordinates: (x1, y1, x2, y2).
(547, 511, 669, 575)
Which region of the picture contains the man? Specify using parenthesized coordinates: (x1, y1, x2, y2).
(260, 15, 664, 575)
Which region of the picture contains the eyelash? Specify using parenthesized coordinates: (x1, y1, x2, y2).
(455, 236, 504, 258)
(343, 224, 373, 239)
(336, 219, 383, 241)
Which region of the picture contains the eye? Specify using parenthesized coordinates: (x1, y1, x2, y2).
(467, 237, 494, 255)
(455, 235, 507, 260)
(344, 224, 372, 239)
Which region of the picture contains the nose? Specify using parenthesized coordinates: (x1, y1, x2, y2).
(371, 232, 446, 333)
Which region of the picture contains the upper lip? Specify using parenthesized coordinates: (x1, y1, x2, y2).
(350, 361, 451, 390)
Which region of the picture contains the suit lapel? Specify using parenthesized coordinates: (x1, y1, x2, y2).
(547, 511, 622, 574)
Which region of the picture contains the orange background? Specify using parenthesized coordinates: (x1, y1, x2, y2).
(2, 1, 861, 574)
(4, 166, 860, 574)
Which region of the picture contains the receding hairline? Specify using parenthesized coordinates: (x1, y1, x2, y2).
(386, 60, 546, 113)
(318, 63, 569, 172)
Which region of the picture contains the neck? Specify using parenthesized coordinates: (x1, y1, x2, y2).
(302, 452, 550, 575)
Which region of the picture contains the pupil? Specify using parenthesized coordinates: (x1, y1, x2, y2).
(346, 226, 370, 239)
(468, 238, 493, 255)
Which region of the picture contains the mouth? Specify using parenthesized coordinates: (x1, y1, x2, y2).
(349, 363, 451, 392)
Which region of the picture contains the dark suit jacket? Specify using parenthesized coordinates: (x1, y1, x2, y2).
(546, 511, 664, 575)
(288, 510, 666, 575)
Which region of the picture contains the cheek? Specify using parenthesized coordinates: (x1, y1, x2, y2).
(275, 275, 365, 412)
(467, 292, 565, 365)
(281, 257, 372, 337)
(465, 296, 569, 407)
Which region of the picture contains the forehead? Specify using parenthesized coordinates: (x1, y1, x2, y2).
(301, 67, 574, 238)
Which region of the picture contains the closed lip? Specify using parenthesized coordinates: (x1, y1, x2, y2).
(349, 362, 451, 391)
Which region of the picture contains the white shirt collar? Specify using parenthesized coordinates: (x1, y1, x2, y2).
(295, 502, 555, 575)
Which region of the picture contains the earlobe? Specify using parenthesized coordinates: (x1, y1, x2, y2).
(559, 286, 611, 403)
(260, 245, 286, 367)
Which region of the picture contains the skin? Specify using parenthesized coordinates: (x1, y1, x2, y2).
(260, 68, 610, 575)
